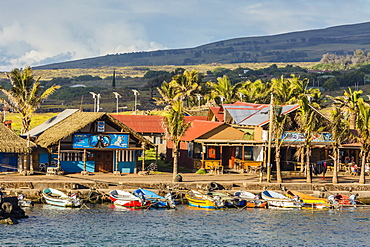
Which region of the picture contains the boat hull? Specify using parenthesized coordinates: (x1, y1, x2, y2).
(185, 190, 223, 209)
(109, 190, 150, 209)
(42, 188, 81, 208)
(261, 190, 301, 208)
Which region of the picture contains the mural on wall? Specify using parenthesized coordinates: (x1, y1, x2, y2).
(72, 133, 129, 149)
(281, 132, 333, 143)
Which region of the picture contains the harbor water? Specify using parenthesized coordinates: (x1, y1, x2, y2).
(1, 204, 370, 246)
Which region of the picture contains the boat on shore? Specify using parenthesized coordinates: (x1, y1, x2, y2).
(185, 190, 224, 209)
(261, 190, 302, 208)
(133, 188, 176, 209)
(234, 191, 268, 208)
(42, 188, 81, 208)
(286, 190, 332, 209)
(109, 190, 151, 209)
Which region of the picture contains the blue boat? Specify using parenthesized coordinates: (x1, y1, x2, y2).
(133, 188, 176, 209)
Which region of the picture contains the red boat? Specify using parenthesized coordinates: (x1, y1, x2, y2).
(109, 190, 151, 209)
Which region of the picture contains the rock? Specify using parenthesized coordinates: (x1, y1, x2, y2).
(0, 217, 17, 224)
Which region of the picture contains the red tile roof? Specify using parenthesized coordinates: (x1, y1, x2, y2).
(181, 120, 224, 141)
(209, 107, 224, 122)
(112, 115, 207, 134)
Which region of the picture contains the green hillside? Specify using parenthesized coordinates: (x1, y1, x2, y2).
(35, 22, 370, 69)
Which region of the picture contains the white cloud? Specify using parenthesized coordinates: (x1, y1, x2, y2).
(0, 0, 369, 71)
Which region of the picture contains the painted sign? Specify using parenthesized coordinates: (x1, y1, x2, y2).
(281, 132, 333, 143)
(97, 121, 105, 132)
(73, 133, 129, 149)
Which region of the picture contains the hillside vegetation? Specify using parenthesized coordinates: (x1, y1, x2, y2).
(34, 22, 370, 69)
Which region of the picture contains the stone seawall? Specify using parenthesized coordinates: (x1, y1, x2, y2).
(2, 181, 370, 201)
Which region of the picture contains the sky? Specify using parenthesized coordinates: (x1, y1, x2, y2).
(1, 0, 369, 71)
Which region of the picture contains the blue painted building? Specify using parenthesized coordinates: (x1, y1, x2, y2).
(24, 110, 153, 174)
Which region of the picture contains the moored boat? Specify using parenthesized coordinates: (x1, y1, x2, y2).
(42, 188, 81, 208)
(17, 194, 34, 207)
(109, 190, 150, 209)
(133, 188, 176, 209)
(185, 190, 224, 209)
(207, 191, 245, 208)
(261, 190, 302, 208)
(286, 190, 332, 209)
(234, 191, 268, 208)
(328, 194, 363, 206)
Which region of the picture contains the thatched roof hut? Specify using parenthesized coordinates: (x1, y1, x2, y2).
(35, 111, 153, 148)
(0, 123, 36, 153)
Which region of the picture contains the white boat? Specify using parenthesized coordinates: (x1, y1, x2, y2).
(42, 188, 81, 208)
(17, 194, 34, 207)
(109, 190, 150, 209)
(261, 190, 302, 208)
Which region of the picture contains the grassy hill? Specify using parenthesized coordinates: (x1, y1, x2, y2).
(34, 22, 370, 69)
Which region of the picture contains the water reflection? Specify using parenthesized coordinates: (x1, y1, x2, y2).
(1, 204, 370, 246)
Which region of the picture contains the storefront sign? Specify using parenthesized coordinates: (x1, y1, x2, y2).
(72, 133, 129, 149)
(281, 132, 333, 143)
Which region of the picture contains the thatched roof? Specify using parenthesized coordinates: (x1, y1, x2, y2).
(35, 111, 153, 148)
(0, 124, 36, 153)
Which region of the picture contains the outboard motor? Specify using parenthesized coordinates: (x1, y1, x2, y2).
(213, 195, 224, 208)
(327, 195, 337, 204)
(349, 194, 357, 205)
(165, 193, 176, 209)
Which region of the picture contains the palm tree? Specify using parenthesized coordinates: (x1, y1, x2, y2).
(355, 99, 370, 184)
(170, 70, 201, 107)
(0, 66, 60, 134)
(329, 107, 351, 184)
(239, 79, 271, 104)
(295, 96, 321, 183)
(154, 80, 178, 107)
(162, 100, 191, 181)
(333, 87, 363, 129)
(272, 106, 291, 183)
(207, 75, 242, 104)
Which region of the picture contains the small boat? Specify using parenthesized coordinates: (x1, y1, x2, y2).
(328, 194, 363, 206)
(207, 191, 245, 208)
(185, 190, 224, 209)
(109, 190, 151, 209)
(261, 190, 302, 208)
(42, 188, 81, 208)
(17, 194, 34, 207)
(234, 191, 268, 208)
(133, 188, 176, 209)
(286, 190, 332, 209)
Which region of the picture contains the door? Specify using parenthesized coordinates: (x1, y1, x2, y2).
(94, 151, 113, 172)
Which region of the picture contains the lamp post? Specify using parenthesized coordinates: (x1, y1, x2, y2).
(113, 92, 121, 114)
(238, 92, 245, 102)
(90, 92, 97, 112)
(96, 93, 101, 112)
(219, 95, 225, 105)
(196, 94, 202, 109)
(132, 89, 140, 114)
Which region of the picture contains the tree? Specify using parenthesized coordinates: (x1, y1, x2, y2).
(355, 99, 370, 184)
(0, 66, 60, 134)
(295, 96, 321, 183)
(207, 75, 242, 104)
(162, 101, 191, 181)
(333, 87, 363, 129)
(272, 105, 291, 183)
(328, 107, 351, 184)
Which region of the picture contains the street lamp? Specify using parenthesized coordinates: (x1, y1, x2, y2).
(132, 89, 140, 114)
(196, 94, 202, 109)
(96, 94, 101, 112)
(238, 92, 245, 101)
(90, 92, 97, 112)
(113, 92, 121, 114)
(219, 95, 225, 105)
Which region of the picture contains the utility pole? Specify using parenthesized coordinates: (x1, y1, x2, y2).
(267, 93, 274, 183)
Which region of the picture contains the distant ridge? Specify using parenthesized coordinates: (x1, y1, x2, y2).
(35, 22, 370, 70)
